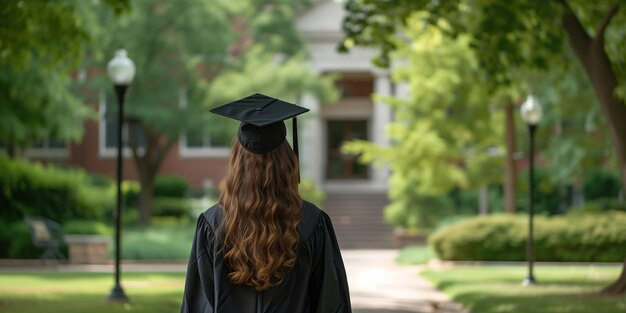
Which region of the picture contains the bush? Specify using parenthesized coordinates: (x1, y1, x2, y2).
(63, 220, 112, 236)
(568, 197, 626, 215)
(584, 168, 622, 201)
(0, 158, 113, 224)
(384, 195, 454, 230)
(122, 180, 141, 208)
(0, 220, 64, 259)
(154, 175, 187, 198)
(299, 180, 326, 207)
(152, 197, 192, 219)
(517, 167, 563, 215)
(429, 212, 626, 262)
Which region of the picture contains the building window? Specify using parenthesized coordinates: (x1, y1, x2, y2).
(179, 88, 232, 157)
(180, 125, 232, 157)
(25, 138, 69, 158)
(183, 128, 231, 148)
(100, 92, 146, 157)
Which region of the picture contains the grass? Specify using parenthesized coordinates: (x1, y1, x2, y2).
(395, 245, 436, 265)
(0, 272, 186, 313)
(421, 265, 626, 313)
(114, 224, 196, 260)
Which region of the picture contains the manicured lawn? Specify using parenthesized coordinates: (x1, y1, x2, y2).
(115, 224, 196, 260)
(395, 245, 436, 265)
(421, 265, 626, 313)
(0, 272, 186, 313)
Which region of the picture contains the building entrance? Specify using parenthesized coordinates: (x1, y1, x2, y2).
(326, 120, 369, 179)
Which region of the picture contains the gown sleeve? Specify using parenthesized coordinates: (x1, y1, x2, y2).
(308, 211, 352, 313)
(180, 214, 215, 313)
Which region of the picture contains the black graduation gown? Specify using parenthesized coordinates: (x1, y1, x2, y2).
(180, 201, 352, 313)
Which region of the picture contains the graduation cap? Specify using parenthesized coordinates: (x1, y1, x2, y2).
(210, 93, 309, 160)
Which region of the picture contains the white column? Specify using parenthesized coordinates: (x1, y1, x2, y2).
(372, 71, 392, 188)
(299, 93, 323, 186)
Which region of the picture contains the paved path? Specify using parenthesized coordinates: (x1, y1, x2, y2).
(0, 250, 467, 313)
(343, 250, 467, 313)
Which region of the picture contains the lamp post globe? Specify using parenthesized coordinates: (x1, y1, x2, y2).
(107, 49, 134, 303)
(107, 49, 136, 86)
(520, 95, 542, 286)
(520, 95, 543, 126)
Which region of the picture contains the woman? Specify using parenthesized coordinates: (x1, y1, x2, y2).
(180, 94, 352, 313)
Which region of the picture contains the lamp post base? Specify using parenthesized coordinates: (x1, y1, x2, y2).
(522, 276, 537, 286)
(107, 284, 129, 303)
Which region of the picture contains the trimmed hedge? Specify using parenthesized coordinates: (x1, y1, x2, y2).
(63, 220, 112, 236)
(429, 212, 626, 262)
(584, 168, 622, 200)
(152, 197, 192, 219)
(154, 176, 187, 198)
(569, 197, 626, 214)
(0, 158, 113, 224)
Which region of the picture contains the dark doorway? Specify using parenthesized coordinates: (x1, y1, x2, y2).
(327, 120, 369, 179)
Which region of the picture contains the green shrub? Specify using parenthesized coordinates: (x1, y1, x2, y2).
(568, 197, 626, 215)
(429, 212, 626, 262)
(517, 167, 563, 215)
(122, 180, 141, 208)
(384, 195, 454, 230)
(434, 214, 473, 231)
(0, 220, 49, 259)
(584, 168, 622, 200)
(151, 216, 190, 226)
(63, 220, 112, 236)
(87, 173, 113, 187)
(299, 180, 326, 207)
(0, 158, 113, 224)
(122, 208, 140, 226)
(154, 176, 187, 198)
(152, 197, 192, 219)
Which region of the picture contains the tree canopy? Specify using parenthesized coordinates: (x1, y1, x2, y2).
(341, 0, 625, 94)
(341, 0, 626, 294)
(0, 0, 130, 154)
(343, 20, 503, 228)
(78, 0, 336, 224)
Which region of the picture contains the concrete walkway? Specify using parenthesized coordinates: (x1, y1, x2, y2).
(0, 250, 466, 313)
(343, 250, 466, 313)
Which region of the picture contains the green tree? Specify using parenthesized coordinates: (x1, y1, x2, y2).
(341, 0, 626, 295)
(0, 0, 130, 156)
(343, 21, 503, 229)
(84, 0, 336, 225)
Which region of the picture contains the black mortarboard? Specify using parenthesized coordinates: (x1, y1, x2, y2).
(210, 93, 309, 159)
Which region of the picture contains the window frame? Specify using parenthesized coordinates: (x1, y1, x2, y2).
(99, 91, 146, 158)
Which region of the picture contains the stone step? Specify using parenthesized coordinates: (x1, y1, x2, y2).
(323, 191, 393, 249)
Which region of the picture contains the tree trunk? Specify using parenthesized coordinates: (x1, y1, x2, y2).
(6, 143, 16, 159)
(603, 257, 626, 295)
(560, 1, 626, 295)
(129, 123, 176, 226)
(138, 172, 155, 226)
(504, 102, 518, 213)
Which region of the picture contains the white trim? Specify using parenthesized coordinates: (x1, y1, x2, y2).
(25, 148, 69, 159)
(179, 138, 230, 158)
(25, 139, 69, 159)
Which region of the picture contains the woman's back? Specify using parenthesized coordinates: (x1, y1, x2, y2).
(180, 94, 351, 313)
(180, 201, 351, 313)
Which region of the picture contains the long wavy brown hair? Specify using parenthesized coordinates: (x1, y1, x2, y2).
(219, 140, 302, 291)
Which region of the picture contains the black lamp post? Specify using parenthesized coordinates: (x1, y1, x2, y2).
(107, 49, 135, 302)
(520, 95, 542, 286)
